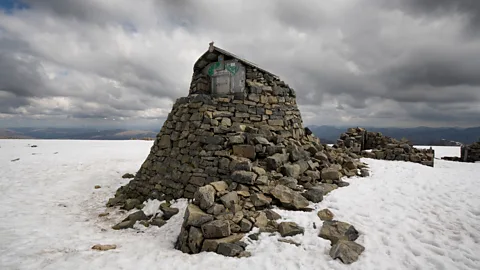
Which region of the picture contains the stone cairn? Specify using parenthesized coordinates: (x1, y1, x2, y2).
(443, 140, 480, 162)
(336, 127, 435, 167)
(106, 44, 368, 262)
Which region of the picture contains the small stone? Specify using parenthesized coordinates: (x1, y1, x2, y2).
(98, 212, 109, 217)
(122, 173, 135, 179)
(278, 239, 301, 246)
(321, 168, 342, 181)
(150, 217, 167, 228)
(217, 243, 244, 257)
(201, 234, 245, 252)
(278, 222, 304, 237)
(252, 166, 266, 175)
(94, 185, 101, 189)
(207, 203, 225, 216)
(319, 221, 359, 244)
(92, 244, 117, 251)
(139, 220, 150, 227)
(202, 220, 231, 239)
(238, 251, 252, 258)
(360, 168, 370, 177)
(270, 185, 309, 210)
(248, 233, 260, 241)
(232, 171, 257, 185)
(329, 240, 365, 264)
(317, 209, 334, 221)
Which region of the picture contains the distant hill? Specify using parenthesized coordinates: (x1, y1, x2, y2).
(308, 125, 480, 145)
(3, 128, 157, 140)
(2, 126, 479, 144)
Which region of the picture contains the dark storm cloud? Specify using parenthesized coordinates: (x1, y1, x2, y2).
(0, 0, 479, 128)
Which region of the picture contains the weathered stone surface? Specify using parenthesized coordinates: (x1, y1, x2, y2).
(210, 181, 228, 192)
(281, 163, 301, 178)
(278, 222, 304, 237)
(150, 218, 167, 227)
(239, 219, 253, 232)
(317, 209, 334, 221)
(122, 173, 135, 179)
(329, 240, 365, 264)
(302, 186, 323, 203)
(201, 234, 245, 252)
(264, 209, 281, 220)
(220, 192, 239, 209)
(184, 204, 214, 227)
(233, 145, 256, 159)
(188, 226, 204, 253)
(321, 168, 342, 181)
(123, 210, 148, 222)
(216, 243, 244, 257)
(202, 220, 231, 239)
(161, 206, 180, 220)
(270, 185, 309, 210)
(266, 153, 289, 170)
(319, 221, 359, 244)
(194, 185, 216, 210)
(112, 220, 136, 230)
(250, 193, 272, 207)
(231, 171, 257, 185)
(123, 198, 141, 211)
(92, 244, 117, 251)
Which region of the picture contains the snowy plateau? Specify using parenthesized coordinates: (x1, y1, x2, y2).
(0, 140, 479, 270)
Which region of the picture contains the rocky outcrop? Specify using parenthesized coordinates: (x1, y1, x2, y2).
(337, 127, 435, 167)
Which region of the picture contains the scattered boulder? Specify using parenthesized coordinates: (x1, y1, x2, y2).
(278, 222, 304, 237)
(161, 206, 180, 220)
(317, 209, 334, 221)
(319, 221, 359, 244)
(150, 218, 167, 228)
(329, 240, 365, 264)
(91, 244, 116, 251)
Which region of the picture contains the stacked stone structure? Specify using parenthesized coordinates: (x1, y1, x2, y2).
(108, 43, 369, 259)
(337, 127, 435, 167)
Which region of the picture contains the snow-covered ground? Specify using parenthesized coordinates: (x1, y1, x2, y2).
(1, 140, 479, 270)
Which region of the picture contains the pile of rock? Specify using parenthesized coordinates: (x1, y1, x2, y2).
(337, 127, 435, 167)
(106, 45, 370, 263)
(317, 209, 365, 264)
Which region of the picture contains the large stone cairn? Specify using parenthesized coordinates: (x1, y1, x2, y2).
(460, 141, 480, 162)
(107, 50, 370, 258)
(336, 127, 435, 167)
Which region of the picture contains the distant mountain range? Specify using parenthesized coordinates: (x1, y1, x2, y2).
(1, 126, 479, 145)
(0, 128, 157, 140)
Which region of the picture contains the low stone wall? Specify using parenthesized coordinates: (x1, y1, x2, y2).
(461, 142, 480, 162)
(336, 127, 435, 167)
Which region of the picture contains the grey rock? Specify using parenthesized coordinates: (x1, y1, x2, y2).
(150, 217, 167, 227)
(201, 234, 245, 252)
(123, 198, 141, 211)
(217, 243, 244, 257)
(122, 173, 135, 179)
(123, 210, 148, 222)
(232, 171, 257, 185)
(278, 222, 304, 237)
(250, 193, 272, 207)
(202, 220, 231, 238)
(321, 168, 342, 181)
(207, 203, 225, 216)
(240, 219, 253, 232)
(248, 233, 260, 241)
(194, 185, 216, 210)
(264, 209, 281, 220)
(270, 184, 309, 210)
(281, 164, 301, 178)
(266, 153, 289, 170)
(329, 240, 365, 264)
(302, 186, 324, 203)
(188, 226, 204, 253)
(220, 191, 239, 209)
(112, 220, 136, 230)
(184, 204, 214, 227)
(319, 221, 359, 244)
(360, 168, 370, 177)
(317, 209, 334, 221)
(161, 207, 180, 220)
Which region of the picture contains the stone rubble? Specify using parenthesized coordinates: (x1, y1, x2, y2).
(337, 127, 435, 167)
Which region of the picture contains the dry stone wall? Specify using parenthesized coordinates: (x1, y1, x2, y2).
(460, 142, 480, 162)
(337, 127, 435, 167)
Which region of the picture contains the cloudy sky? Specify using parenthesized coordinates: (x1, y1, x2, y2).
(1, 0, 479, 129)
